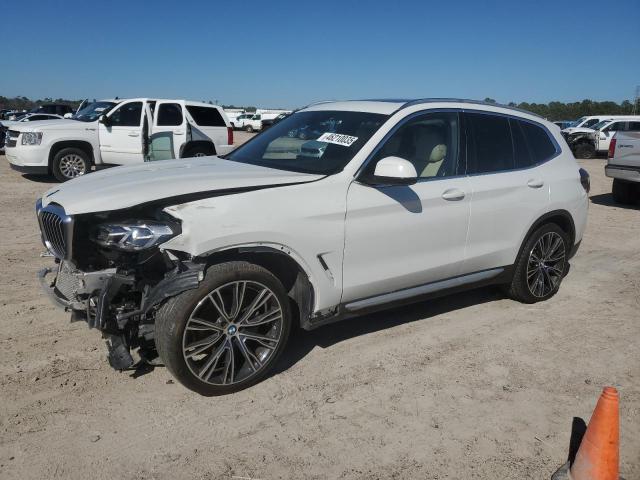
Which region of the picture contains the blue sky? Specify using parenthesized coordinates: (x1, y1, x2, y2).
(3, 0, 639, 108)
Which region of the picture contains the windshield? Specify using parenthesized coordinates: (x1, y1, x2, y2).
(569, 117, 586, 128)
(590, 120, 610, 131)
(226, 110, 388, 175)
(72, 101, 118, 122)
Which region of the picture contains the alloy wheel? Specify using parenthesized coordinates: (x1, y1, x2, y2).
(182, 281, 284, 385)
(526, 232, 566, 298)
(59, 154, 87, 179)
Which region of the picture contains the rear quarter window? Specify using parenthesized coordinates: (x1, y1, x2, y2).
(519, 120, 557, 164)
(186, 106, 227, 127)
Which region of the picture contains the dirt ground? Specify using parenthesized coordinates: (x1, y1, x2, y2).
(0, 142, 638, 479)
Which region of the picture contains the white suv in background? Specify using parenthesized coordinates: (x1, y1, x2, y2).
(6, 99, 233, 181)
(35, 99, 589, 395)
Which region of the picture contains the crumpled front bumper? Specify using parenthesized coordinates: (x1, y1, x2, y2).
(37, 264, 132, 329)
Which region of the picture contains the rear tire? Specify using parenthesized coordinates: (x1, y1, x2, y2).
(52, 147, 91, 182)
(612, 179, 636, 205)
(183, 144, 215, 158)
(245, 125, 254, 133)
(574, 143, 595, 159)
(506, 223, 569, 304)
(155, 261, 292, 395)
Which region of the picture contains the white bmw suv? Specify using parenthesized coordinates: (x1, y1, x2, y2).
(35, 99, 589, 395)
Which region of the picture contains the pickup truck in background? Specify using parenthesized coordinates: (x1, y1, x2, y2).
(5, 98, 233, 181)
(234, 110, 291, 132)
(605, 131, 640, 204)
(595, 118, 640, 156)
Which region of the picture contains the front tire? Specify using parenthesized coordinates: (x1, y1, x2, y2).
(155, 261, 292, 395)
(612, 179, 636, 205)
(245, 125, 254, 133)
(573, 143, 595, 159)
(506, 223, 569, 303)
(52, 147, 91, 182)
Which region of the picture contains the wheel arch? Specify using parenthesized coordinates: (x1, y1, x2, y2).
(192, 245, 316, 330)
(49, 141, 95, 171)
(516, 209, 576, 264)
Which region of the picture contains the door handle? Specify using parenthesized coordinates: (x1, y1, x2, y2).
(441, 188, 465, 201)
(527, 179, 544, 188)
(173, 131, 185, 135)
(128, 132, 139, 137)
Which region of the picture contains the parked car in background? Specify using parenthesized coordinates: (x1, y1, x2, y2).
(3, 110, 28, 120)
(261, 112, 290, 130)
(563, 115, 616, 134)
(5, 98, 233, 181)
(232, 113, 256, 131)
(224, 110, 246, 129)
(234, 110, 291, 132)
(0, 113, 64, 150)
(29, 104, 74, 117)
(33, 99, 588, 394)
(565, 116, 640, 159)
(605, 131, 640, 204)
(553, 120, 574, 130)
(594, 118, 640, 155)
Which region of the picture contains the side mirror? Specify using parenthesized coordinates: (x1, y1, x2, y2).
(371, 156, 418, 185)
(63, 113, 73, 119)
(99, 114, 111, 126)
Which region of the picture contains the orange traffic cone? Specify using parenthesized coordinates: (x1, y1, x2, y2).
(570, 387, 620, 479)
(552, 387, 621, 479)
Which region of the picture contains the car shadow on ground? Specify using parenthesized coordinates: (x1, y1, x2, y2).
(271, 285, 505, 377)
(590, 193, 639, 210)
(21, 174, 58, 184)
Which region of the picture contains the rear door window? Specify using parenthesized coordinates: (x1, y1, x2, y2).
(466, 112, 513, 174)
(186, 106, 226, 127)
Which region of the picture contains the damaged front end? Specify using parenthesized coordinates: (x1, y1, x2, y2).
(36, 198, 203, 370)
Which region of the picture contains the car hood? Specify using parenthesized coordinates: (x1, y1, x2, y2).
(9, 119, 92, 131)
(41, 157, 324, 215)
(563, 127, 596, 135)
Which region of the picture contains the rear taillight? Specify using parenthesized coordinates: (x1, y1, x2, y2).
(227, 126, 233, 146)
(579, 168, 590, 193)
(608, 138, 616, 159)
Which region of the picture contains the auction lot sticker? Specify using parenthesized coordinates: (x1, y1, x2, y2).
(317, 132, 358, 147)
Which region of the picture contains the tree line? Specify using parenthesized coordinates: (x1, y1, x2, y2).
(0, 96, 82, 112)
(484, 98, 637, 120)
(2, 95, 637, 121)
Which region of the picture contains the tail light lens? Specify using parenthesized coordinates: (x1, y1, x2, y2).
(608, 138, 616, 159)
(579, 168, 590, 193)
(227, 127, 233, 146)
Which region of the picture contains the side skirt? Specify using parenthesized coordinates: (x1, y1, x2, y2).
(302, 266, 513, 330)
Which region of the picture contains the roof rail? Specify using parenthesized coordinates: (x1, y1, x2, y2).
(395, 98, 545, 119)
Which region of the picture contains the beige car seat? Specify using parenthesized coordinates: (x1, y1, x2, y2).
(409, 125, 448, 178)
